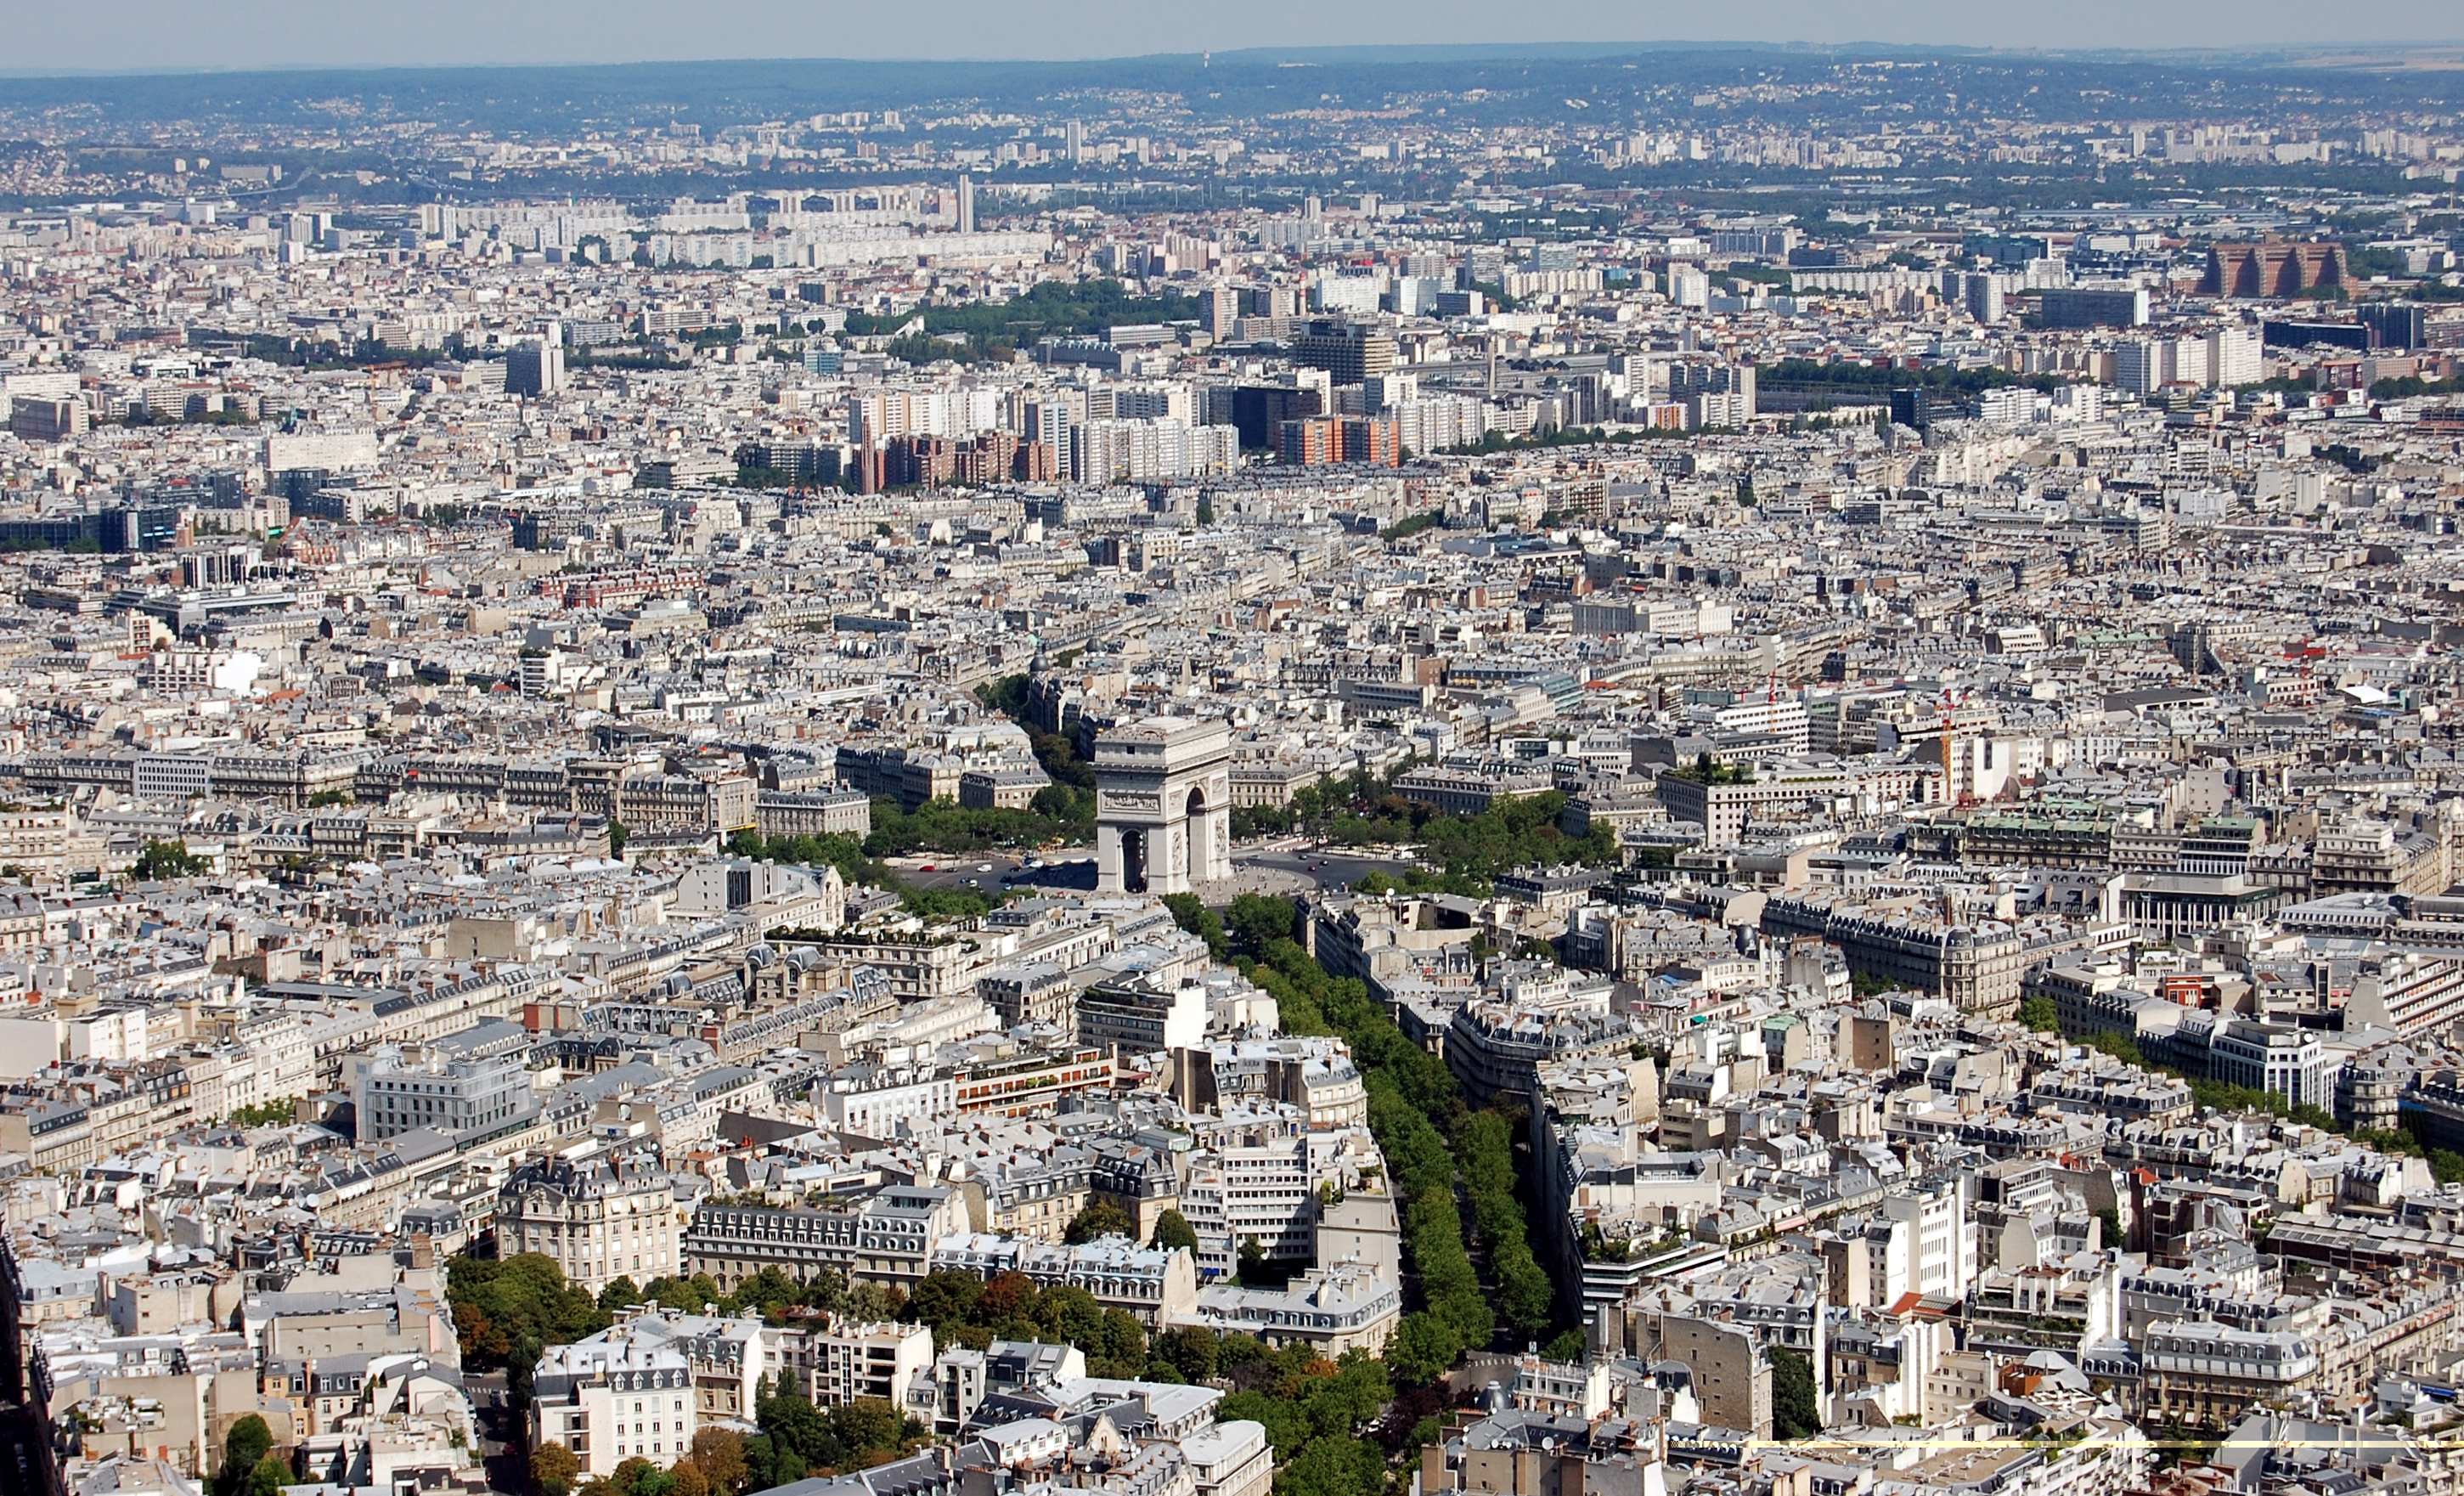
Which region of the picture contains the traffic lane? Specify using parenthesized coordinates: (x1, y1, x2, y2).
(888, 852, 1111, 894)
(1235, 847, 1425, 891)
(1007, 856, 1100, 892)
(895, 846, 1419, 897)
(897, 855, 1026, 890)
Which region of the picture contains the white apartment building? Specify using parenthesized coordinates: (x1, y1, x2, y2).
(532, 1327, 697, 1476)
(1851, 1217, 1916, 1307)
(1177, 1262, 1401, 1355)
(609, 1310, 770, 1424)
(2115, 327, 2263, 394)
(1069, 417, 1239, 484)
(1391, 393, 1490, 454)
(847, 385, 1002, 447)
(1977, 387, 2039, 426)
(0, 805, 73, 882)
(798, 1317, 935, 1408)
(2211, 325, 2264, 387)
(1181, 1419, 1274, 1496)
(931, 1233, 1201, 1326)
(65, 1005, 149, 1064)
(1109, 381, 1195, 422)
(235, 1008, 321, 1100)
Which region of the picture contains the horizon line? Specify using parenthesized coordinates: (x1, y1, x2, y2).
(6, 37, 2464, 82)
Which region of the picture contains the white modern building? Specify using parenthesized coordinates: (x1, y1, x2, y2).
(1881, 1173, 1978, 1302)
(816, 1064, 957, 1138)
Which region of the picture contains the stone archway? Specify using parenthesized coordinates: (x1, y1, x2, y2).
(1184, 787, 1209, 886)
(1095, 717, 1232, 895)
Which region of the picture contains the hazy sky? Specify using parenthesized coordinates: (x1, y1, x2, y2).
(3, 0, 2458, 72)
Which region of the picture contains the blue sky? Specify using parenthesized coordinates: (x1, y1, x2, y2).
(3, 0, 2458, 73)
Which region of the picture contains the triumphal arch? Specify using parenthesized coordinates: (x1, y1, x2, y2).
(1094, 716, 1232, 895)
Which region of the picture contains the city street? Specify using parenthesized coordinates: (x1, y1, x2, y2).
(896, 855, 1031, 891)
(464, 1370, 523, 1493)
(888, 844, 1423, 902)
(1232, 844, 1426, 896)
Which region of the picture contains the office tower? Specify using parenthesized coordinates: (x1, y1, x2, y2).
(1963, 274, 2005, 325)
(2038, 287, 2151, 330)
(2357, 302, 2425, 351)
(1065, 121, 1085, 164)
(1200, 283, 1239, 336)
(1230, 385, 1323, 449)
(2113, 340, 2162, 397)
(1669, 363, 1755, 414)
(956, 176, 975, 234)
(1288, 320, 1398, 387)
(1889, 388, 1932, 432)
(1390, 277, 1445, 316)
(505, 339, 566, 398)
(8, 398, 85, 442)
(1251, 285, 1300, 319)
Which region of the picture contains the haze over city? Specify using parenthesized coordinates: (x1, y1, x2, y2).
(3, 4, 2460, 71)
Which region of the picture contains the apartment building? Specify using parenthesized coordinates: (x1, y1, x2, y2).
(494, 1150, 685, 1296)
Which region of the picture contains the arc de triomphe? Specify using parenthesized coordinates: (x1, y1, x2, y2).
(1093, 716, 1232, 895)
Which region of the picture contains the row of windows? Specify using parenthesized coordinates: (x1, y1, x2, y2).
(561, 1370, 688, 1395)
(691, 1228, 920, 1250)
(1221, 1307, 1390, 1329)
(525, 1218, 671, 1236)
